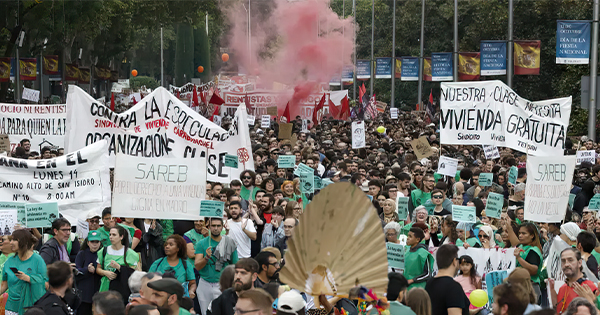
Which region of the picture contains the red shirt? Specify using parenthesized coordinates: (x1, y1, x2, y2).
(556, 279, 598, 314)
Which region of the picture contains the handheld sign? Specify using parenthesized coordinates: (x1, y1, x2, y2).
(313, 176, 323, 190)
(247, 115, 256, 125)
(351, 121, 365, 149)
(589, 194, 600, 210)
(525, 155, 576, 222)
(278, 155, 296, 168)
(25, 202, 59, 228)
(577, 150, 596, 165)
(266, 106, 278, 116)
(437, 156, 459, 177)
(390, 108, 398, 119)
(396, 197, 409, 220)
(0, 210, 18, 236)
(200, 200, 225, 218)
(479, 173, 493, 187)
(278, 123, 293, 140)
(224, 154, 239, 168)
(410, 136, 433, 160)
(483, 145, 501, 160)
(77, 219, 89, 241)
(508, 166, 518, 185)
(0, 135, 9, 154)
(293, 163, 314, 177)
(485, 192, 504, 219)
(0, 202, 26, 226)
(261, 115, 271, 128)
(424, 202, 435, 215)
(299, 171, 314, 193)
(452, 205, 476, 223)
(569, 193, 576, 209)
(386, 243, 405, 269)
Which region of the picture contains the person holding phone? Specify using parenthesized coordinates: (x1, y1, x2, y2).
(0, 229, 48, 315)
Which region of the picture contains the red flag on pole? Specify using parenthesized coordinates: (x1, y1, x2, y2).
(209, 105, 220, 122)
(132, 96, 137, 105)
(429, 89, 433, 106)
(209, 92, 225, 105)
(340, 95, 350, 120)
(110, 93, 115, 111)
(192, 87, 199, 107)
(328, 99, 339, 120)
(283, 101, 291, 123)
(312, 93, 326, 126)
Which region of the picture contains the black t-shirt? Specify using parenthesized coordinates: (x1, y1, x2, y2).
(525, 250, 541, 267)
(425, 276, 470, 315)
(588, 255, 599, 279)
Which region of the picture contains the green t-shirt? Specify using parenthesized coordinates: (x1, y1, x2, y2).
(0, 253, 14, 282)
(403, 246, 434, 291)
(241, 186, 260, 201)
(517, 245, 543, 285)
(592, 249, 600, 266)
(184, 229, 205, 267)
(410, 189, 431, 208)
(160, 220, 174, 242)
(149, 257, 195, 284)
(97, 247, 140, 292)
(179, 307, 191, 315)
(194, 237, 239, 283)
(97, 228, 112, 247)
(2, 253, 48, 314)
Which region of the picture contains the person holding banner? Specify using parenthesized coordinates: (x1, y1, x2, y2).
(0, 229, 47, 315)
(504, 220, 544, 301)
(96, 225, 141, 301)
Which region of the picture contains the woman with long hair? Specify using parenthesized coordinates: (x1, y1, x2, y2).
(439, 215, 459, 245)
(405, 288, 432, 315)
(260, 177, 277, 195)
(75, 230, 103, 315)
(380, 199, 399, 227)
(284, 200, 303, 220)
(0, 230, 47, 315)
(454, 255, 482, 311)
(504, 218, 544, 301)
(96, 225, 141, 301)
(149, 234, 196, 298)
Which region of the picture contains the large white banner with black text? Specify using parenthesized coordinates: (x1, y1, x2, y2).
(439, 80, 571, 156)
(0, 141, 110, 221)
(0, 103, 66, 153)
(65, 86, 254, 183)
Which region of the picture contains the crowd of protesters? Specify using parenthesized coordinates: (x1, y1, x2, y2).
(2, 110, 600, 315)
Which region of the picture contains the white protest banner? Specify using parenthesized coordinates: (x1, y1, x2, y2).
(437, 156, 458, 177)
(65, 85, 254, 183)
(525, 155, 576, 222)
(431, 247, 516, 278)
(77, 219, 89, 240)
(440, 80, 571, 156)
(301, 119, 309, 132)
(247, 115, 255, 125)
(261, 115, 271, 128)
(0, 141, 110, 222)
(112, 154, 206, 220)
(0, 103, 66, 153)
(576, 150, 596, 165)
(483, 145, 501, 160)
(351, 121, 365, 149)
(545, 235, 597, 283)
(22, 87, 40, 103)
(0, 210, 17, 236)
(390, 108, 398, 119)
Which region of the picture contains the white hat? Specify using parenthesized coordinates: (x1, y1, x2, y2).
(86, 210, 101, 220)
(277, 291, 306, 313)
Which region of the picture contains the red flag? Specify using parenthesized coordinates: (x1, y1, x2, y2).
(110, 93, 115, 111)
(132, 96, 137, 105)
(176, 90, 181, 99)
(312, 93, 326, 126)
(244, 93, 253, 111)
(359, 83, 366, 103)
(328, 99, 339, 119)
(429, 89, 433, 106)
(283, 101, 291, 123)
(209, 92, 225, 105)
(209, 105, 220, 122)
(340, 95, 350, 120)
(192, 87, 199, 107)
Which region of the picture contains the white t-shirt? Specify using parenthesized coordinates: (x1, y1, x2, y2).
(227, 219, 256, 258)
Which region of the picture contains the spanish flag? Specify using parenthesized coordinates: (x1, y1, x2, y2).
(65, 64, 80, 81)
(19, 58, 37, 81)
(423, 57, 432, 81)
(394, 58, 401, 79)
(514, 40, 541, 75)
(43, 55, 59, 75)
(79, 68, 90, 84)
(0, 58, 10, 82)
(458, 52, 480, 81)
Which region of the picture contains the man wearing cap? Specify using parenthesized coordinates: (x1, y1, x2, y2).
(276, 290, 306, 315)
(147, 278, 190, 315)
(208, 258, 259, 315)
(86, 210, 101, 231)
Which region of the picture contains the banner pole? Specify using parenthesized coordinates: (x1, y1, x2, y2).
(391, 0, 396, 107)
(589, 0, 599, 142)
(507, 0, 513, 88)
(370, 0, 375, 97)
(417, 0, 425, 109)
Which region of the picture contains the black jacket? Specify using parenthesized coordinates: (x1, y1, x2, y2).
(39, 238, 76, 265)
(208, 288, 238, 315)
(32, 292, 75, 315)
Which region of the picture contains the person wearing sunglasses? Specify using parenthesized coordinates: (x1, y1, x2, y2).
(478, 226, 496, 249)
(240, 171, 261, 202)
(428, 189, 451, 216)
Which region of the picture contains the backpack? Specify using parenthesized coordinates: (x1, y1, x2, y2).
(157, 257, 190, 297)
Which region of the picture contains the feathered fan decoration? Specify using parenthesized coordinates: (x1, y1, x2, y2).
(279, 182, 389, 296)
